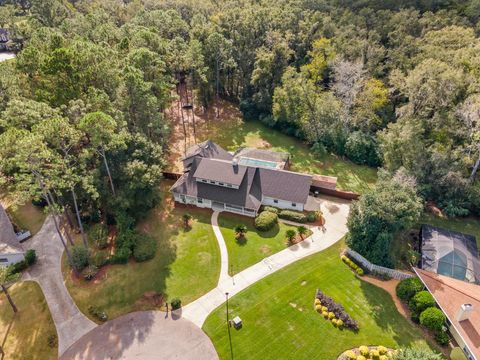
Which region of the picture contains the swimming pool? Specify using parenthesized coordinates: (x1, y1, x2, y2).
(238, 157, 278, 168)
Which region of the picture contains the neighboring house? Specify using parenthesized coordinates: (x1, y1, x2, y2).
(415, 268, 480, 360)
(0, 204, 25, 266)
(420, 225, 480, 284)
(171, 141, 312, 216)
(0, 29, 9, 51)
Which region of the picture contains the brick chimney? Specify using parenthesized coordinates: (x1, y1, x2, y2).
(456, 304, 474, 322)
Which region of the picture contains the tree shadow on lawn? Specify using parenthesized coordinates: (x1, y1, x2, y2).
(358, 280, 426, 348)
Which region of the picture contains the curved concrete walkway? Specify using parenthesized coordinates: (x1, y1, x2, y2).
(60, 311, 219, 360)
(22, 216, 97, 356)
(211, 211, 230, 284)
(182, 196, 350, 327)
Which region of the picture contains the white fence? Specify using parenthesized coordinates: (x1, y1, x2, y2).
(345, 248, 414, 280)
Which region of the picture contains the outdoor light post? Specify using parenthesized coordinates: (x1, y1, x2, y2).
(226, 292, 233, 359)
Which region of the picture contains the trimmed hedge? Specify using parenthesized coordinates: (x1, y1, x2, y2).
(341, 255, 364, 276)
(254, 211, 278, 231)
(420, 307, 445, 331)
(278, 209, 308, 223)
(396, 277, 423, 302)
(409, 290, 435, 314)
(262, 206, 278, 214)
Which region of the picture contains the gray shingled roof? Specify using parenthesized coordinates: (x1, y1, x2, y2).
(193, 158, 247, 186)
(182, 140, 233, 162)
(0, 204, 23, 254)
(258, 168, 312, 204)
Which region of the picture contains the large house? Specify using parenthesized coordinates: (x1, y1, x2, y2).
(170, 140, 312, 216)
(0, 204, 25, 266)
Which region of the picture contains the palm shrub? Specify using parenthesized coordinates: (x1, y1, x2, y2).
(83, 265, 98, 281)
(234, 224, 248, 239)
(420, 307, 446, 331)
(285, 229, 297, 243)
(297, 225, 308, 239)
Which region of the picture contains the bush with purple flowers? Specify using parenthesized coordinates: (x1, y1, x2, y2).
(315, 289, 359, 331)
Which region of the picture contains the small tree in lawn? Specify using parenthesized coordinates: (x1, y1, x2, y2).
(297, 225, 308, 239)
(234, 224, 247, 239)
(286, 229, 297, 244)
(182, 213, 192, 228)
(0, 266, 20, 313)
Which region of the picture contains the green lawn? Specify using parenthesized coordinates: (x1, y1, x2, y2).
(203, 240, 433, 360)
(170, 101, 377, 194)
(0, 281, 57, 360)
(218, 212, 311, 275)
(64, 181, 221, 322)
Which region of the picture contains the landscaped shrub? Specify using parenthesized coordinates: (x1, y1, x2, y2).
(307, 210, 322, 222)
(450, 347, 468, 360)
(379, 356, 388, 360)
(83, 265, 98, 281)
(315, 304, 322, 312)
(377, 346, 387, 355)
(420, 307, 445, 331)
(254, 211, 278, 231)
(369, 349, 380, 359)
(25, 249, 37, 266)
(133, 235, 157, 262)
(391, 347, 442, 360)
(111, 247, 131, 264)
(409, 291, 435, 314)
(396, 277, 423, 302)
(341, 255, 364, 276)
(314, 298, 321, 305)
(262, 206, 278, 214)
(435, 330, 450, 346)
(71, 246, 89, 271)
(345, 350, 357, 360)
(357, 356, 366, 360)
(47, 334, 57, 348)
(337, 319, 344, 328)
(171, 298, 182, 310)
(278, 209, 308, 223)
(10, 260, 27, 274)
(316, 290, 359, 331)
(359, 346, 369, 356)
(90, 223, 108, 249)
(88, 305, 108, 322)
(92, 251, 109, 268)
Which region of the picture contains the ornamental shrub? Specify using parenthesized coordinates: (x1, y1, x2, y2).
(345, 350, 357, 360)
(111, 247, 131, 264)
(321, 306, 328, 312)
(332, 318, 338, 326)
(410, 291, 435, 314)
(278, 209, 308, 223)
(357, 356, 366, 360)
(337, 319, 344, 328)
(379, 356, 388, 360)
(91, 223, 109, 249)
(396, 277, 423, 302)
(307, 211, 322, 222)
(370, 349, 380, 359)
(378, 346, 387, 355)
(315, 304, 322, 312)
(314, 298, 321, 305)
(420, 307, 445, 331)
(171, 297, 182, 310)
(450, 347, 468, 360)
(262, 206, 278, 214)
(322, 311, 329, 318)
(83, 265, 98, 281)
(435, 330, 450, 346)
(88, 305, 108, 322)
(92, 251, 109, 268)
(133, 235, 157, 262)
(359, 346, 369, 356)
(25, 249, 37, 266)
(328, 312, 335, 319)
(71, 246, 89, 271)
(254, 211, 278, 231)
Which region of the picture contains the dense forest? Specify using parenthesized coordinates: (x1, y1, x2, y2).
(0, 0, 479, 265)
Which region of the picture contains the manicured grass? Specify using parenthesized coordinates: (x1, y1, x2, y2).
(218, 212, 311, 275)
(0, 281, 57, 360)
(169, 101, 377, 193)
(63, 181, 220, 322)
(203, 240, 433, 360)
(0, 191, 46, 235)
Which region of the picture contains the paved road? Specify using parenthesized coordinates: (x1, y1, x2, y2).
(23, 216, 97, 356)
(60, 311, 219, 360)
(182, 195, 350, 327)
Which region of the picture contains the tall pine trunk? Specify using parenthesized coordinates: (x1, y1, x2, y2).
(100, 147, 115, 196)
(1, 284, 17, 313)
(71, 186, 88, 249)
(470, 154, 480, 183)
(191, 71, 197, 143)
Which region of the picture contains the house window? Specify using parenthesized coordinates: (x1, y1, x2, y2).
(292, 203, 296, 207)
(201, 179, 207, 183)
(198, 198, 203, 203)
(273, 199, 278, 204)
(219, 183, 224, 186)
(227, 184, 232, 188)
(0, 258, 8, 263)
(210, 180, 215, 184)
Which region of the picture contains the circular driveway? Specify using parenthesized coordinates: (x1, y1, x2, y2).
(60, 311, 219, 360)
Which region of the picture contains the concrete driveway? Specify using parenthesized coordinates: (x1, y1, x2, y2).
(60, 311, 219, 360)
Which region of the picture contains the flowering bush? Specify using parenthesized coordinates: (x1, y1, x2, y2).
(315, 289, 359, 331)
